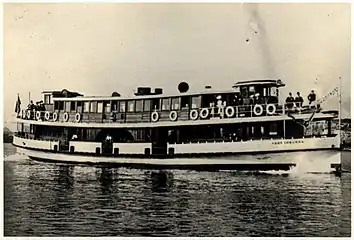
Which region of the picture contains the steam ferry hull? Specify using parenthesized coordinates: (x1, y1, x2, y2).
(14, 136, 341, 172)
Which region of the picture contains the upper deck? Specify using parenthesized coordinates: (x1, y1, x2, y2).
(17, 80, 338, 128)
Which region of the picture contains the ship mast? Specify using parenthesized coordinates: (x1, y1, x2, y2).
(338, 77, 342, 148)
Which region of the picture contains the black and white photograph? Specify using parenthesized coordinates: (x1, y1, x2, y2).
(2, 2, 351, 237)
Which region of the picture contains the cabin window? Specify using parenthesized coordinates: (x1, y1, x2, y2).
(119, 101, 126, 112)
(249, 86, 255, 96)
(201, 94, 215, 108)
(17, 123, 23, 132)
(97, 102, 103, 113)
(181, 96, 190, 109)
(65, 101, 71, 112)
(70, 101, 76, 112)
(44, 94, 52, 104)
(161, 98, 171, 111)
(271, 87, 278, 97)
(254, 86, 264, 96)
(241, 87, 248, 98)
(269, 123, 278, 136)
(111, 101, 118, 112)
(105, 103, 111, 113)
(83, 102, 90, 113)
(135, 100, 143, 112)
(103, 101, 111, 113)
(54, 101, 59, 111)
(191, 96, 201, 109)
(90, 101, 97, 113)
(58, 101, 64, 111)
(23, 124, 30, 133)
(143, 99, 151, 112)
(128, 100, 134, 112)
(171, 97, 180, 110)
(152, 98, 160, 110)
(77, 101, 83, 113)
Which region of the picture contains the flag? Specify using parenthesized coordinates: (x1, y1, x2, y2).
(15, 94, 21, 114)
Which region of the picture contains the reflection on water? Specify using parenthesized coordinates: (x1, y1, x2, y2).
(3, 144, 351, 237)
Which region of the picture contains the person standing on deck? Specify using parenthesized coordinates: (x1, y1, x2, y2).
(285, 93, 295, 110)
(27, 100, 35, 110)
(295, 92, 304, 109)
(308, 90, 317, 108)
(254, 93, 261, 104)
(106, 134, 112, 143)
(216, 95, 224, 118)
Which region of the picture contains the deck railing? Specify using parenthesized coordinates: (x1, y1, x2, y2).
(18, 103, 321, 124)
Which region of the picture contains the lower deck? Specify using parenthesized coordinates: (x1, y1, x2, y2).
(16, 118, 336, 155)
(13, 132, 340, 157)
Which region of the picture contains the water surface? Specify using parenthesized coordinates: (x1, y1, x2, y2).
(3, 144, 351, 237)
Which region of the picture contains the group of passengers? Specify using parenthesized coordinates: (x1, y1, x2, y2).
(285, 90, 317, 110)
(27, 100, 46, 111)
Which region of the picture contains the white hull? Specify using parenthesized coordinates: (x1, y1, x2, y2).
(13, 135, 341, 171)
(15, 145, 341, 172)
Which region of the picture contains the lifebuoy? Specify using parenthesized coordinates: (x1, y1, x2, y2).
(63, 112, 69, 122)
(35, 111, 41, 120)
(44, 111, 50, 121)
(266, 104, 276, 115)
(190, 109, 199, 120)
(169, 111, 178, 121)
(225, 106, 235, 118)
(75, 113, 81, 122)
(199, 108, 209, 119)
(151, 111, 159, 122)
(53, 112, 58, 121)
(253, 104, 263, 116)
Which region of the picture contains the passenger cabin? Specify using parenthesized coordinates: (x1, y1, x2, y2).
(30, 80, 287, 124)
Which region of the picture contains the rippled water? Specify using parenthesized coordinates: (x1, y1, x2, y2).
(3, 144, 351, 237)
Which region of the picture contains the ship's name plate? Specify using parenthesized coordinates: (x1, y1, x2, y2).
(272, 140, 305, 145)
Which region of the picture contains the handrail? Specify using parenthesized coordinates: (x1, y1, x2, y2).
(19, 102, 330, 123)
(170, 134, 334, 145)
(14, 133, 60, 142)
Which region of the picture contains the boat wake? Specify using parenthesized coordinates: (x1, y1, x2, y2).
(258, 152, 339, 176)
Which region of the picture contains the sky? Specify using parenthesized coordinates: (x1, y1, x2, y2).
(3, 3, 351, 129)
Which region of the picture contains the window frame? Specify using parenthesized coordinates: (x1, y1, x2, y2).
(161, 98, 171, 111)
(65, 101, 71, 112)
(83, 101, 90, 113)
(90, 101, 97, 113)
(143, 99, 151, 112)
(191, 95, 201, 109)
(135, 99, 143, 112)
(76, 101, 83, 113)
(127, 100, 135, 113)
(119, 101, 126, 113)
(97, 101, 103, 113)
(70, 101, 76, 112)
(171, 97, 180, 110)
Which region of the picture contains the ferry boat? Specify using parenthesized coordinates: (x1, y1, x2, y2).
(12, 79, 341, 171)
